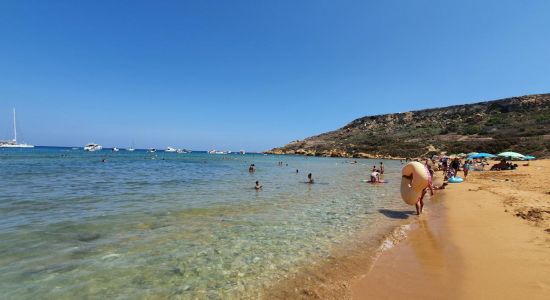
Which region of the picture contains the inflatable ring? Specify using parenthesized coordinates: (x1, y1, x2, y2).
(400, 162, 429, 205)
(448, 176, 463, 183)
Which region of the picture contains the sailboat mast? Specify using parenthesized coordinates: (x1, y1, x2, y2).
(13, 108, 17, 143)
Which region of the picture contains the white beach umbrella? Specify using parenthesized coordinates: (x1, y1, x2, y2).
(497, 152, 525, 159)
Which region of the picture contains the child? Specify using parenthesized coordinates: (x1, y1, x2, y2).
(463, 160, 471, 178)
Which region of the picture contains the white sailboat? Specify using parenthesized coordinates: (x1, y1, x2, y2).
(0, 109, 34, 148)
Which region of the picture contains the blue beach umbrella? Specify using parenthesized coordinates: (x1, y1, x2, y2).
(468, 153, 496, 159)
(523, 155, 536, 160)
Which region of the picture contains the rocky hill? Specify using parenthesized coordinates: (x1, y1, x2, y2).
(267, 93, 550, 158)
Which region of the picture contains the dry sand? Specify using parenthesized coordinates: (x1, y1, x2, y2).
(351, 159, 550, 299)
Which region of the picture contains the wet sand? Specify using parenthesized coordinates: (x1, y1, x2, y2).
(351, 159, 550, 299)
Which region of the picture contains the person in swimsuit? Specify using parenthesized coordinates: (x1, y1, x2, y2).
(450, 158, 461, 174)
(307, 173, 314, 184)
(379, 162, 384, 174)
(417, 164, 435, 214)
(463, 160, 471, 177)
(255, 181, 262, 190)
(370, 169, 380, 183)
(249, 164, 256, 172)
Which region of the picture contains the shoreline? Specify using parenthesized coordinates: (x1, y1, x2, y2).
(263, 173, 446, 299)
(262, 152, 407, 161)
(267, 159, 550, 299)
(351, 160, 550, 299)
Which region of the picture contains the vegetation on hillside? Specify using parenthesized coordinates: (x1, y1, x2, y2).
(267, 94, 550, 158)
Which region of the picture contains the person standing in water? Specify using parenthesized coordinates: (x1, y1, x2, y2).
(307, 173, 314, 184)
(249, 164, 256, 172)
(255, 181, 262, 190)
(370, 169, 380, 183)
(379, 162, 384, 174)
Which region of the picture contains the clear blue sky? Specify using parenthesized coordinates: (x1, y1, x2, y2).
(1, 0, 549, 151)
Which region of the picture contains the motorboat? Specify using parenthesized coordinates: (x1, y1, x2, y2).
(112, 147, 120, 152)
(176, 149, 191, 154)
(84, 143, 103, 152)
(208, 150, 228, 154)
(165, 147, 177, 152)
(148, 148, 156, 153)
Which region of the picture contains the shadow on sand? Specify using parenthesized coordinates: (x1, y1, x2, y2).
(378, 209, 415, 219)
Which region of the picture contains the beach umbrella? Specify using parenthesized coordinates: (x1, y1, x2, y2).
(468, 153, 496, 159)
(497, 152, 525, 159)
(468, 152, 479, 156)
(523, 155, 536, 160)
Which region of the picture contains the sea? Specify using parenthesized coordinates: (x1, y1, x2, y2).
(0, 147, 411, 299)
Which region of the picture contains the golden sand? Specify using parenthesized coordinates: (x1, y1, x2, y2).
(351, 159, 550, 299)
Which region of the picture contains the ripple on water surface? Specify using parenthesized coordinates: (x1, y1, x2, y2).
(0, 148, 408, 298)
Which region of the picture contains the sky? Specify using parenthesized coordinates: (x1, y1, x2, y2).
(1, 0, 549, 151)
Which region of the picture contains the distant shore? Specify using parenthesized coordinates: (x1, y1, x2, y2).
(262, 149, 406, 160)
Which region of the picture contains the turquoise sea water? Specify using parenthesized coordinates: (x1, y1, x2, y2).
(0, 147, 408, 299)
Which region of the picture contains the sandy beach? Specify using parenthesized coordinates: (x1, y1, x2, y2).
(351, 159, 550, 299)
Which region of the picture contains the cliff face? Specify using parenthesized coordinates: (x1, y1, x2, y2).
(267, 93, 550, 158)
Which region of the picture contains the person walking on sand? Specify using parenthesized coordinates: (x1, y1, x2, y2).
(403, 165, 433, 215)
(463, 160, 471, 177)
(307, 173, 314, 184)
(416, 164, 435, 214)
(451, 157, 461, 175)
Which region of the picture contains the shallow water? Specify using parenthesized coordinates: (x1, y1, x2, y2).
(0, 147, 408, 299)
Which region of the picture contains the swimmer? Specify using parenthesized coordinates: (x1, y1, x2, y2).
(249, 164, 256, 173)
(296, 169, 299, 173)
(255, 181, 262, 190)
(307, 173, 314, 184)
